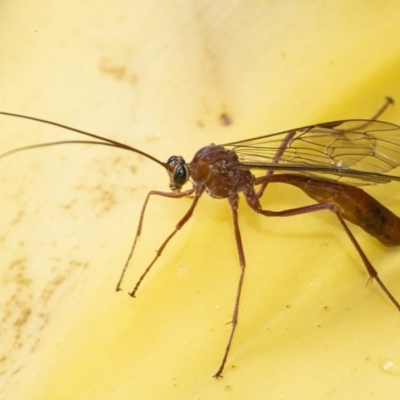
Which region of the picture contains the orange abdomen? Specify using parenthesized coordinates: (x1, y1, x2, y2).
(269, 174, 400, 246)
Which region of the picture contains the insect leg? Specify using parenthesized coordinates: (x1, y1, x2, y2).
(367, 96, 393, 121)
(256, 130, 296, 198)
(128, 189, 201, 297)
(245, 189, 400, 312)
(115, 188, 194, 292)
(214, 194, 246, 379)
(348, 97, 394, 130)
(324, 203, 400, 311)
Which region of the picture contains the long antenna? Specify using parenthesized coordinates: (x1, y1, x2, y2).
(0, 111, 166, 167)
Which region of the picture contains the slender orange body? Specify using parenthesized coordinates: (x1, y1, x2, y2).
(1, 98, 399, 378)
(268, 174, 400, 246)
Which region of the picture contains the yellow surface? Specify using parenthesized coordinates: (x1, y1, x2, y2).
(1, 1, 400, 399)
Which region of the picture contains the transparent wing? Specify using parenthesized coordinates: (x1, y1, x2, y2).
(221, 119, 400, 185)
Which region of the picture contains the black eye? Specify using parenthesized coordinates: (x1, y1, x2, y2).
(173, 164, 188, 186)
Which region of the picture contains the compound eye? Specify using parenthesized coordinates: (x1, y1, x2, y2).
(173, 164, 188, 186)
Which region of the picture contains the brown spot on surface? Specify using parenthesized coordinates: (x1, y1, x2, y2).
(98, 57, 138, 85)
(219, 112, 232, 126)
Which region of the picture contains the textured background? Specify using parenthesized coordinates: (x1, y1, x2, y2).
(1, 1, 400, 398)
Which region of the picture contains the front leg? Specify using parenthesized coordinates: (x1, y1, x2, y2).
(116, 187, 195, 292)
